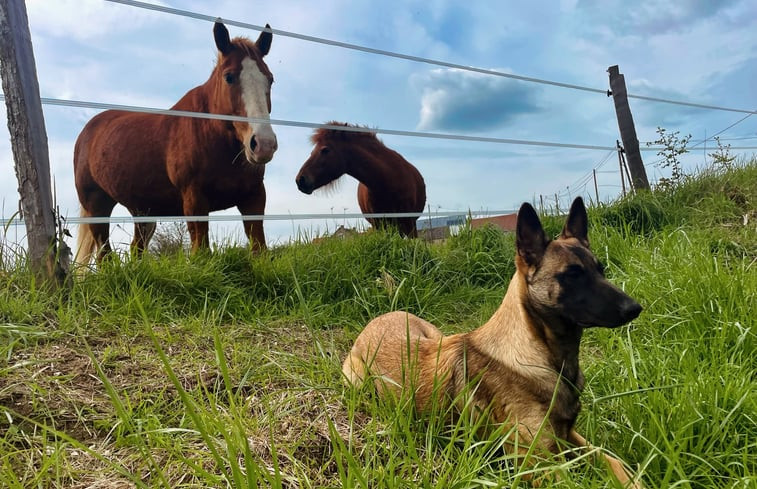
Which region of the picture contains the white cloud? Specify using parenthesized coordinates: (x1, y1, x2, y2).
(26, 0, 163, 41)
(415, 68, 541, 132)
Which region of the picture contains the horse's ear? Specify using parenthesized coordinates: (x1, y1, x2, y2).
(214, 20, 232, 55)
(560, 197, 589, 246)
(256, 24, 272, 57)
(516, 202, 548, 268)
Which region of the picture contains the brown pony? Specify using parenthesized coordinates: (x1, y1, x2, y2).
(295, 122, 426, 237)
(74, 21, 277, 266)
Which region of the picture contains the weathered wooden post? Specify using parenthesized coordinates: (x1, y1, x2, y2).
(616, 140, 626, 197)
(607, 65, 650, 191)
(0, 0, 69, 284)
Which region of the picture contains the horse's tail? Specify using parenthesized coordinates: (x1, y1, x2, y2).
(74, 207, 96, 269)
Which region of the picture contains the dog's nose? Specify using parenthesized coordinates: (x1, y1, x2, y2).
(623, 300, 643, 321)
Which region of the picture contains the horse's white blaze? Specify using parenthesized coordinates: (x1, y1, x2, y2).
(240, 57, 277, 164)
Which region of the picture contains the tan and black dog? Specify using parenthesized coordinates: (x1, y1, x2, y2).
(343, 197, 643, 487)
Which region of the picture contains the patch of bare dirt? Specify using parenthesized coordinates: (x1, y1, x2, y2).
(2, 344, 111, 441)
(0, 321, 367, 486)
(1, 333, 219, 443)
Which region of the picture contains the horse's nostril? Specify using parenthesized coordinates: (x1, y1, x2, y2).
(249, 135, 257, 151)
(296, 175, 312, 194)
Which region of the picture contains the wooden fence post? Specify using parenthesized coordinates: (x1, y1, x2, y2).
(616, 140, 626, 197)
(607, 65, 650, 191)
(0, 0, 69, 284)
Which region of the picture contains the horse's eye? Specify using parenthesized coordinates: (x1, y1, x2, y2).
(224, 73, 234, 84)
(320, 147, 330, 155)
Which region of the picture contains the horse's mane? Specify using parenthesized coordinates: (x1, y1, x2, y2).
(215, 37, 268, 67)
(310, 122, 381, 147)
(231, 36, 260, 58)
(308, 122, 382, 195)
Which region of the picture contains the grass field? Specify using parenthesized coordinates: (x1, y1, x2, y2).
(1, 161, 755, 488)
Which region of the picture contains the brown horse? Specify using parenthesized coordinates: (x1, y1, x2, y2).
(74, 21, 277, 266)
(295, 122, 426, 237)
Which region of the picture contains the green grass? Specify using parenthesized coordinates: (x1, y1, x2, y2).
(0, 161, 755, 488)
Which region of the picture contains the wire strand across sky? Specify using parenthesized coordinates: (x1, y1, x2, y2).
(106, 0, 757, 117)
(4, 95, 756, 155)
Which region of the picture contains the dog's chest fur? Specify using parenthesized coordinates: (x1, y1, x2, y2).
(442, 335, 583, 444)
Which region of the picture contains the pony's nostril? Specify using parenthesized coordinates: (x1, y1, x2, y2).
(249, 135, 257, 151)
(296, 175, 312, 194)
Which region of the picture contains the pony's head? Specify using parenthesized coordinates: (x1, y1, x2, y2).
(212, 21, 277, 165)
(295, 122, 359, 194)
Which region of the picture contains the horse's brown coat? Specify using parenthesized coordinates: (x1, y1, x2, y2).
(295, 122, 426, 237)
(74, 21, 276, 265)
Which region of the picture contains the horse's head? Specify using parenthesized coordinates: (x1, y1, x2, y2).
(213, 21, 277, 165)
(296, 140, 349, 195)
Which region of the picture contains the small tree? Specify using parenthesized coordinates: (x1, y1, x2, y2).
(647, 127, 691, 190)
(708, 136, 736, 171)
(149, 222, 190, 256)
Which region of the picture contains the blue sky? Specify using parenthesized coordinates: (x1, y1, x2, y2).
(2, 0, 756, 248)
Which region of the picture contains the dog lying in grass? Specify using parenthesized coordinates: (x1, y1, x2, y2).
(343, 197, 643, 487)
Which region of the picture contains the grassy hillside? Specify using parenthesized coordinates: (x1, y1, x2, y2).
(1, 161, 755, 488)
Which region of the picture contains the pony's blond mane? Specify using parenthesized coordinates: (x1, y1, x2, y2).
(314, 175, 343, 196)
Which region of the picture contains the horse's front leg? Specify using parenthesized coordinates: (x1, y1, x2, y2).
(237, 183, 267, 253)
(182, 189, 210, 252)
(131, 221, 156, 256)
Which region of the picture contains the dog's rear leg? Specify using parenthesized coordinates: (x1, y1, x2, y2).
(342, 351, 367, 386)
(568, 430, 641, 488)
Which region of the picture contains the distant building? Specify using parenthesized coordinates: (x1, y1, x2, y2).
(416, 215, 466, 231)
(416, 214, 465, 242)
(418, 225, 450, 242)
(470, 213, 517, 232)
(311, 224, 358, 244)
(416, 212, 518, 241)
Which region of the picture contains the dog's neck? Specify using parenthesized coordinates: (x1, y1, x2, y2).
(522, 297, 583, 389)
(468, 269, 584, 391)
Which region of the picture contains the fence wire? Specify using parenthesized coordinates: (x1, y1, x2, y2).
(3, 0, 756, 232)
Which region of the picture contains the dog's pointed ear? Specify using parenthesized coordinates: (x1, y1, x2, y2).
(255, 24, 273, 57)
(561, 197, 589, 246)
(214, 20, 232, 55)
(516, 202, 547, 267)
